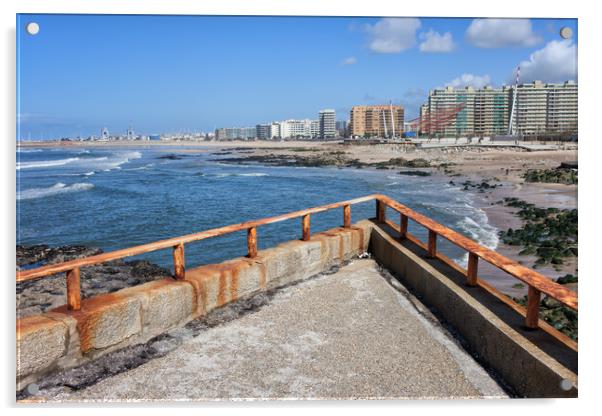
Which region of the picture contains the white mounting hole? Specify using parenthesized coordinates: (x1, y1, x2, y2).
(26, 22, 40, 35)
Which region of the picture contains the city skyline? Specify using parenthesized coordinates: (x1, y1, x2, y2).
(17, 15, 577, 139)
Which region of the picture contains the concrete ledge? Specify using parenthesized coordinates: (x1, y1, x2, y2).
(16, 221, 373, 387)
(17, 315, 68, 388)
(369, 223, 577, 398)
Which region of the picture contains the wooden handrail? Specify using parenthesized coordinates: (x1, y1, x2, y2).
(17, 194, 379, 282)
(16, 193, 577, 331)
(374, 194, 578, 312)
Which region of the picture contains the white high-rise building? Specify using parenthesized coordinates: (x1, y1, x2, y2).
(270, 122, 281, 139)
(279, 119, 315, 139)
(319, 109, 336, 139)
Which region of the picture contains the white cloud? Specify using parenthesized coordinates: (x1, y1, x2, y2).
(445, 73, 492, 89)
(515, 40, 577, 83)
(419, 30, 455, 53)
(342, 56, 357, 65)
(364, 18, 421, 53)
(466, 18, 542, 48)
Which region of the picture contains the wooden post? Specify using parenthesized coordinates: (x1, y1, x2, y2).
(343, 204, 351, 228)
(427, 230, 437, 258)
(302, 214, 311, 241)
(376, 200, 386, 223)
(173, 243, 185, 280)
(466, 252, 478, 286)
(525, 285, 541, 329)
(399, 214, 408, 240)
(66, 268, 81, 311)
(247, 227, 257, 258)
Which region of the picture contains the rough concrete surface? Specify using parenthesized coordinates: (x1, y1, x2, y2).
(37, 259, 507, 401)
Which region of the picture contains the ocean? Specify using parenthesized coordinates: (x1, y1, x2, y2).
(16, 146, 499, 271)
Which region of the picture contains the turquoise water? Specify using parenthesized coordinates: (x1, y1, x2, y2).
(16, 146, 499, 271)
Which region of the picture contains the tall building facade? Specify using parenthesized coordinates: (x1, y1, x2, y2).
(511, 80, 577, 136)
(318, 109, 336, 139)
(349, 105, 404, 138)
(336, 120, 348, 137)
(421, 81, 577, 137)
(279, 119, 316, 139)
(215, 127, 257, 140)
(256, 124, 272, 140)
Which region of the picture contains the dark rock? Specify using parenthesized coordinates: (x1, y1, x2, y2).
(157, 154, 185, 160)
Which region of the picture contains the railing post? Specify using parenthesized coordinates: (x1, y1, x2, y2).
(173, 243, 185, 280)
(343, 204, 351, 228)
(302, 214, 311, 241)
(399, 214, 408, 240)
(376, 200, 385, 223)
(66, 268, 81, 311)
(466, 252, 478, 286)
(247, 226, 257, 258)
(525, 285, 541, 329)
(427, 230, 437, 258)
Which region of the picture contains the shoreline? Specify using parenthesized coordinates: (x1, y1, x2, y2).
(17, 140, 577, 297)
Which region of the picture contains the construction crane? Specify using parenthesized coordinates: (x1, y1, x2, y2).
(507, 66, 520, 135)
(406, 102, 466, 139)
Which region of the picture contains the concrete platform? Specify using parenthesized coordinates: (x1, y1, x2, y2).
(38, 259, 508, 401)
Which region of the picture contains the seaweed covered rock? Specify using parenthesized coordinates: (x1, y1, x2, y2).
(523, 168, 577, 185)
(514, 294, 578, 340)
(498, 198, 577, 268)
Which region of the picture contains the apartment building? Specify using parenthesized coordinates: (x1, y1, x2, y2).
(256, 124, 272, 140)
(318, 109, 336, 139)
(349, 105, 404, 138)
(512, 80, 577, 135)
(214, 126, 257, 140)
(279, 119, 315, 139)
(421, 81, 577, 137)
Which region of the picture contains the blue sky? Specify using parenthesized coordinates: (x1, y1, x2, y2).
(16, 15, 577, 139)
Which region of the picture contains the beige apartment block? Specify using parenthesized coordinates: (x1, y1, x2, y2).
(349, 105, 404, 138)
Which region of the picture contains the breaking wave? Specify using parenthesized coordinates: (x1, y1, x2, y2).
(213, 172, 269, 178)
(16, 148, 42, 153)
(17, 158, 79, 170)
(16, 151, 142, 172)
(18, 182, 94, 200)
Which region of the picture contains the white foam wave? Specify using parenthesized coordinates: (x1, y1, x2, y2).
(77, 151, 141, 172)
(16, 158, 79, 170)
(16, 148, 42, 153)
(455, 213, 499, 253)
(213, 172, 268, 178)
(18, 182, 94, 200)
(124, 163, 155, 171)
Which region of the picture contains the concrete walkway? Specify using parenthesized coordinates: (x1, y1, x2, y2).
(44, 259, 507, 401)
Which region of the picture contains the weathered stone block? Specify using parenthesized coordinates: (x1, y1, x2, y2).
(52, 292, 142, 353)
(17, 315, 67, 383)
(119, 279, 195, 336)
(221, 258, 264, 299)
(259, 239, 323, 288)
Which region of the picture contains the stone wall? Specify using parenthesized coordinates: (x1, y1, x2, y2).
(16, 222, 372, 389)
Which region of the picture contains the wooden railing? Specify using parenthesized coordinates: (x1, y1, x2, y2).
(17, 194, 577, 342)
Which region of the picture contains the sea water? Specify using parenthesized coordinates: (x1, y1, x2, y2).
(16, 146, 499, 271)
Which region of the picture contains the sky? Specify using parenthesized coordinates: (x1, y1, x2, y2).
(16, 14, 578, 139)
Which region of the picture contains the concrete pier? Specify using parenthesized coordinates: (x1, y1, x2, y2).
(40, 259, 507, 401)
